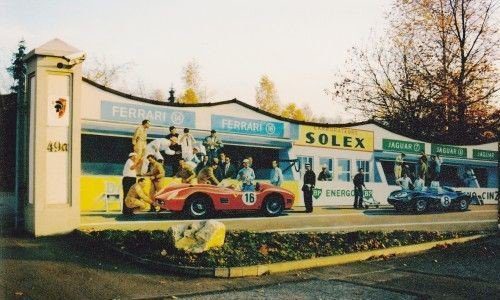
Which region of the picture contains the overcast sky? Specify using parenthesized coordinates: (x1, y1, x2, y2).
(0, 0, 393, 121)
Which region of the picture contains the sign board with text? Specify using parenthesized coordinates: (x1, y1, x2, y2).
(295, 125, 374, 152)
(101, 100, 195, 128)
(382, 139, 425, 154)
(211, 115, 285, 138)
(431, 144, 467, 159)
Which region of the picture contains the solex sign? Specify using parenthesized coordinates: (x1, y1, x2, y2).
(295, 125, 374, 152)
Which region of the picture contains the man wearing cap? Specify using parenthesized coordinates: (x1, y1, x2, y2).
(317, 164, 332, 181)
(197, 161, 220, 185)
(141, 137, 177, 175)
(203, 130, 223, 163)
(270, 160, 284, 187)
(132, 119, 151, 158)
(122, 152, 142, 215)
(237, 159, 256, 192)
(302, 163, 316, 213)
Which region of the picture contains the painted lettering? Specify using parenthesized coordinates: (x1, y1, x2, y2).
(355, 138, 365, 148)
(319, 134, 328, 145)
(305, 132, 315, 144)
(343, 136, 352, 147)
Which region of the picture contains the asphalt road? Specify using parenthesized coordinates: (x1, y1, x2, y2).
(80, 204, 498, 232)
(1, 231, 498, 299)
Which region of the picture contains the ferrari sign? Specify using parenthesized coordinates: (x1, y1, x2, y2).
(295, 125, 374, 152)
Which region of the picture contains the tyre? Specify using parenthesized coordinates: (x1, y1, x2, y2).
(262, 195, 284, 217)
(185, 194, 213, 219)
(458, 198, 469, 211)
(414, 198, 428, 213)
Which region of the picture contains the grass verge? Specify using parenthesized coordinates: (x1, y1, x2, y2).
(77, 230, 487, 268)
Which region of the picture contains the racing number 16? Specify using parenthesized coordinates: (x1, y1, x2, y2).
(243, 192, 256, 206)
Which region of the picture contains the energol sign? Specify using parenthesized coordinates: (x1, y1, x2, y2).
(295, 125, 374, 152)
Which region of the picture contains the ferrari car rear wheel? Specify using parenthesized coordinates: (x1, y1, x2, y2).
(263, 195, 284, 217)
(185, 196, 212, 219)
(458, 198, 469, 211)
(414, 199, 428, 213)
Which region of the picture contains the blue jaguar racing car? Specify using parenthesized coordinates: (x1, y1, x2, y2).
(387, 186, 472, 213)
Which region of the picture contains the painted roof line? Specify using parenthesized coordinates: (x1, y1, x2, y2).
(82, 77, 497, 146)
(82, 77, 372, 128)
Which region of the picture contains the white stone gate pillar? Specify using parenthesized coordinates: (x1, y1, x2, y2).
(23, 39, 84, 236)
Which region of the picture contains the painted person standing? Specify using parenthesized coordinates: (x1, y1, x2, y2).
(132, 119, 151, 158)
(394, 152, 405, 180)
(237, 159, 256, 192)
(270, 160, 284, 187)
(122, 152, 141, 215)
(353, 168, 366, 209)
(302, 163, 316, 213)
(203, 130, 223, 162)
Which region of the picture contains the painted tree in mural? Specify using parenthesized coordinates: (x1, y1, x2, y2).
(84, 55, 133, 88)
(255, 75, 281, 115)
(150, 89, 166, 102)
(331, 0, 499, 143)
(178, 59, 202, 104)
(281, 103, 306, 121)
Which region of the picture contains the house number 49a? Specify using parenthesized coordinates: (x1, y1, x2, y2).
(47, 141, 68, 152)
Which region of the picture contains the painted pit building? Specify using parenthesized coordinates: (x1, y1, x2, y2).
(17, 39, 498, 236)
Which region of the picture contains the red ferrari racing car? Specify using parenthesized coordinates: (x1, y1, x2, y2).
(155, 182, 295, 219)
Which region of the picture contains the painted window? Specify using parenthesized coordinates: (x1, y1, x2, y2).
(319, 157, 333, 181)
(297, 156, 313, 179)
(356, 160, 370, 182)
(337, 159, 351, 182)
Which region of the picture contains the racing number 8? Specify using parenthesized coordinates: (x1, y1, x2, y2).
(243, 192, 256, 205)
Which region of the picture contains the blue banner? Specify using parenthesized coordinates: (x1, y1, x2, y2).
(212, 115, 284, 137)
(101, 101, 195, 128)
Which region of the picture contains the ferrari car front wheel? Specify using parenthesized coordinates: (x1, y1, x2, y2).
(263, 195, 284, 217)
(185, 196, 212, 219)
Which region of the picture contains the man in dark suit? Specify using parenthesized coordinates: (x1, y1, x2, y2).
(353, 168, 366, 209)
(302, 163, 316, 213)
(195, 155, 209, 174)
(222, 156, 237, 179)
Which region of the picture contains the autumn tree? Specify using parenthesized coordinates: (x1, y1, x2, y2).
(83, 55, 133, 88)
(179, 59, 202, 104)
(281, 103, 306, 121)
(255, 75, 281, 115)
(6, 39, 26, 95)
(331, 0, 499, 143)
(150, 89, 166, 102)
